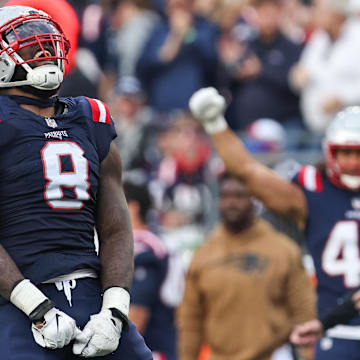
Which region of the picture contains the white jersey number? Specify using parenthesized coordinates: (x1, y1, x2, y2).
(41, 141, 90, 210)
(322, 220, 360, 288)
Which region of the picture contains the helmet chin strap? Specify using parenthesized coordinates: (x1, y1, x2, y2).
(340, 174, 360, 190)
(0, 63, 63, 90)
(26, 64, 63, 90)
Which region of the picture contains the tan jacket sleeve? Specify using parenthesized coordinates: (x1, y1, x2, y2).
(177, 257, 205, 360)
(285, 245, 317, 326)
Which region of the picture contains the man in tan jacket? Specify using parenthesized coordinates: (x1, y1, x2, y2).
(177, 173, 315, 360)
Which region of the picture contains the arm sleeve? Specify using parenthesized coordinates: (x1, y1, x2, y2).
(320, 288, 360, 331)
(285, 245, 317, 326)
(177, 258, 205, 360)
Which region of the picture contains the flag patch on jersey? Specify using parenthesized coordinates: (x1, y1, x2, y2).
(298, 165, 323, 192)
(86, 97, 111, 124)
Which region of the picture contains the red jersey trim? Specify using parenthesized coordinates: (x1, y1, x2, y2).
(298, 165, 323, 192)
(86, 97, 111, 124)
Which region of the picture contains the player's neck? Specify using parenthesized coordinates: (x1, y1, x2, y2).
(5, 88, 55, 118)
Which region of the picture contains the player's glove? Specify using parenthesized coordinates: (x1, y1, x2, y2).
(189, 87, 228, 134)
(73, 287, 130, 357)
(10, 279, 79, 349)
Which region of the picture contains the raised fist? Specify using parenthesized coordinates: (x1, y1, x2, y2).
(189, 87, 228, 133)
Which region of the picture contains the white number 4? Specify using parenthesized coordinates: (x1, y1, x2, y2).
(41, 141, 90, 210)
(322, 220, 360, 288)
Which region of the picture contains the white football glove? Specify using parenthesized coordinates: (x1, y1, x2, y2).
(10, 279, 79, 349)
(73, 287, 130, 358)
(73, 309, 123, 357)
(189, 87, 228, 134)
(31, 308, 80, 348)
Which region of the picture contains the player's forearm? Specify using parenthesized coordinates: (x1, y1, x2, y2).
(212, 128, 257, 181)
(98, 200, 134, 291)
(97, 144, 134, 290)
(0, 244, 24, 299)
(212, 129, 305, 221)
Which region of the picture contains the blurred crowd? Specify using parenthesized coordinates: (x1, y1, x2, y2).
(4, 0, 360, 358)
(54, 0, 360, 259)
(56, 0, 359, 233)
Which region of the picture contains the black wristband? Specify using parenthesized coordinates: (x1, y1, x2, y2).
(110, 307, 129, 329)
(320, 288, 360, 331)
(28, 299, 56, 323)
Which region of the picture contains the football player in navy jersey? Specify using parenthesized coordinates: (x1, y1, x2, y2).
(0, 5, 152, 360)
(189, 87, 360, 360)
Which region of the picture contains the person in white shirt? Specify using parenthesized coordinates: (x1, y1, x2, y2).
(290, 0, 360, 134)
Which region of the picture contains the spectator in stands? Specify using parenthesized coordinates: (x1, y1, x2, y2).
(136, 0, 219, 113)
(124, 181, 177, 360)
(218, 0, 303, 132)
(109, 0, 159, 77)
(290, 0, 360, 135)
(280, 0, 312, 43)
(153, 112, 215, 230)
(177, 173, 316, 360)
(60, 0, 118, 99)
(107, 76, 161, 180)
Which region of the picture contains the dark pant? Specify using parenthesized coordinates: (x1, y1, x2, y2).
(315, 336, 360, 360)
(0, 278, 153, 360)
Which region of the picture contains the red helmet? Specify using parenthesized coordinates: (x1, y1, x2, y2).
(323, 106, 360, 190)
(0, 5, 70, 90)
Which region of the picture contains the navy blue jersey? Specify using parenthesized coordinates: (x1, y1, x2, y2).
(293, 165, 360, 325)
(0, 95, 116, 286)
(131, 229, 177, 360)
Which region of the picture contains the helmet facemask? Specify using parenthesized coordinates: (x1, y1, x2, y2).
(0, 8, 70, 93)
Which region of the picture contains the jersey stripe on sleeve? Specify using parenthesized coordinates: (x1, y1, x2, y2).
(298, 165, 323, 192)
(86, 97, 111, 124)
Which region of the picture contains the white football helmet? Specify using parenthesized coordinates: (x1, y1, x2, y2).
(0, 6, 69, 90)
(323, 106, 360, 190)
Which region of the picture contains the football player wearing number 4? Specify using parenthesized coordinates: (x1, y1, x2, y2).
(189, 87, 360, 360)
(0, 5, 152, 360)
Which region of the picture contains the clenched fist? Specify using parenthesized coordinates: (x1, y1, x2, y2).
(189, 87, 228, 134)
